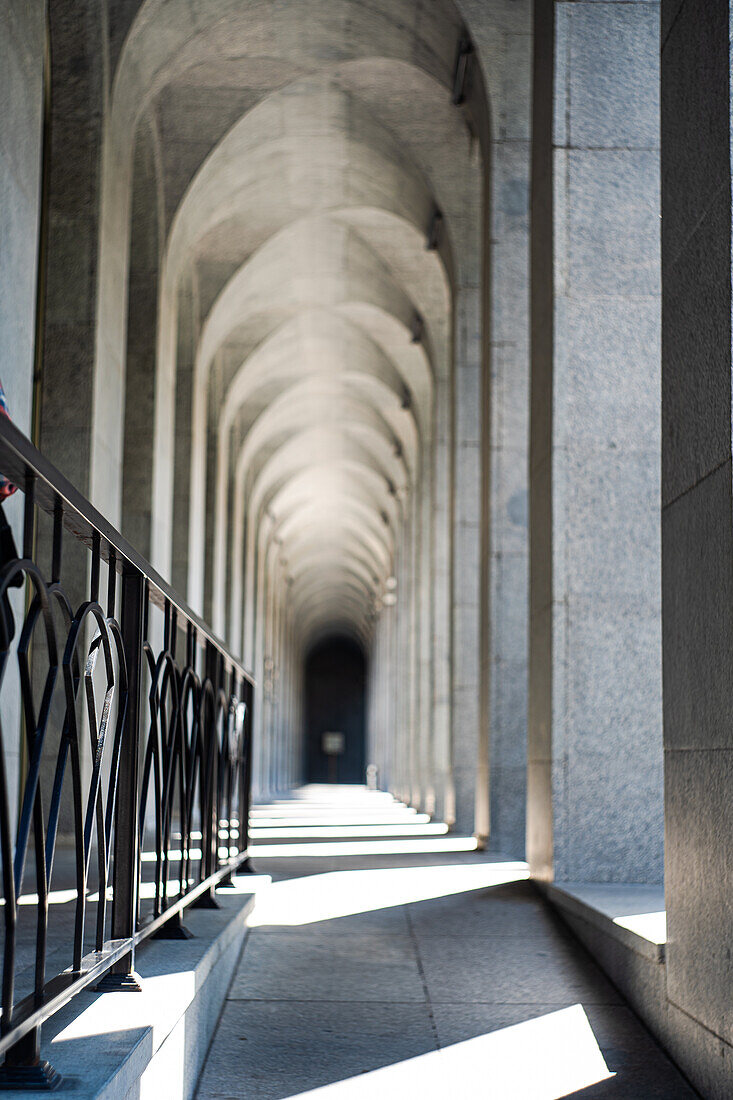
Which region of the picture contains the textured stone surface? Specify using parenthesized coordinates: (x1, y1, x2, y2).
(421, 935, 621, 1006)
(660, 0, 730, 268)
(662, 461, 733, 753)
(661, 185, 731, 508)
(659, 3, 733, 1096)
(555, 298, 660, 451)
(563, 4, 660, 149)
(0, 0, 43, 432)
(228, 930, 425, 1003)
(196, 1000, 436, 1100)
(566, 151, 660, 298)
(660, 190, 726, 506)
(665, 749, 733, 1040)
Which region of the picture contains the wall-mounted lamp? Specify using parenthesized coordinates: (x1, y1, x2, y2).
(452, 35, 473, 106)
(427, 208, 443, 251)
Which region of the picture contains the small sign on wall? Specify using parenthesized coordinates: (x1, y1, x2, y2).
(322, 731, 345, 756)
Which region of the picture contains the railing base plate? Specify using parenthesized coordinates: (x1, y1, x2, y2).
(153, 915, 194, 940)
(0, 1061, 61, 1091)
(95, 971, 143, 993)
(191, 890, 220, 910)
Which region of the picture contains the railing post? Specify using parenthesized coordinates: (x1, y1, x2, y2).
(97, 566, 144, 992)
(0, 1026, 60, 1091)
(192, 641, 220, 909)
(239, 679, 255, 872)
(217, 667, 237, 890)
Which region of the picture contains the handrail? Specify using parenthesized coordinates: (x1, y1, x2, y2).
(0, 415, 255, 1089)
(0, 414, 253, 685)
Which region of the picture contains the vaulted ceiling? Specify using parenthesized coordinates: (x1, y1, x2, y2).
(117, 0, 480, 653)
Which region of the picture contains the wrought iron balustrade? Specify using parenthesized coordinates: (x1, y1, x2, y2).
(0, 414, 254, 1090)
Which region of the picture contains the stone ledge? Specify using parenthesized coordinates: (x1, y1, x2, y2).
(2, 878, 261, 1099)
(540, 881, 666, 964)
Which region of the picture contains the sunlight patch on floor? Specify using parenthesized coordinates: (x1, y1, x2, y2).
(250, 812, 432, 827)
(614, 910, 667, 944)
(248, 860, 528, 927)
(283, 1005, 613, 1100)
(53, 970, 197, 1045)
(248, 837, 482, 857)
(249, 823, 449, 839)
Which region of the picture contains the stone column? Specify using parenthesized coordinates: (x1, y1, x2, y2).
(451, 284, 482, 834)
(660, 2, 733, 1090)
(251, 525, 269, 799)
(529, 0, 663, 883)
(1, 0, 44, 430)
(405, 500, 420, 806)
(171, 267, 199, 596)
(432, 368, 453, 822)
(395, 533, 410, 802)
(0, 0, 45, 826)
(121, 118, 163, 560)
(486, 137, 531, 859)
(39, 1, 124, 506)
(384, 600, 397, 794)
(418, 441, 434, 813)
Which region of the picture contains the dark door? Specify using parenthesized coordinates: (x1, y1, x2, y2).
(305, 635, 366, 784)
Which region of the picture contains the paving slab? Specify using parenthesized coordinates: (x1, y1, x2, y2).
(418, 932, 622, 1006)
(408, 879, 565, 939)
(228, 930, 424, 1003)
(196, 1000, 436, 1100)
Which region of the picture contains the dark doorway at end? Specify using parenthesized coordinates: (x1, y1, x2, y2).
(304, 635, 366, 784)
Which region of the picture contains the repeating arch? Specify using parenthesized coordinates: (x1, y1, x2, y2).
(104, 0, 498, 824)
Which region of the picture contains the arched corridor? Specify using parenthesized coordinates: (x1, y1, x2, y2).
(0, 0, 732, 1095)
(97, 0, 498, 839)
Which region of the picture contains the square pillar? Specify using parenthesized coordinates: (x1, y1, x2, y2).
(529, 0, 663, 883)
(661, 1, 733, 1089)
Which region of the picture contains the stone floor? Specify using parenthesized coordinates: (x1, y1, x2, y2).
(196, 787, 698, 1100)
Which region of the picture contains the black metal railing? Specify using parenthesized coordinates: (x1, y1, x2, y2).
(0, 414, 254, 1089)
